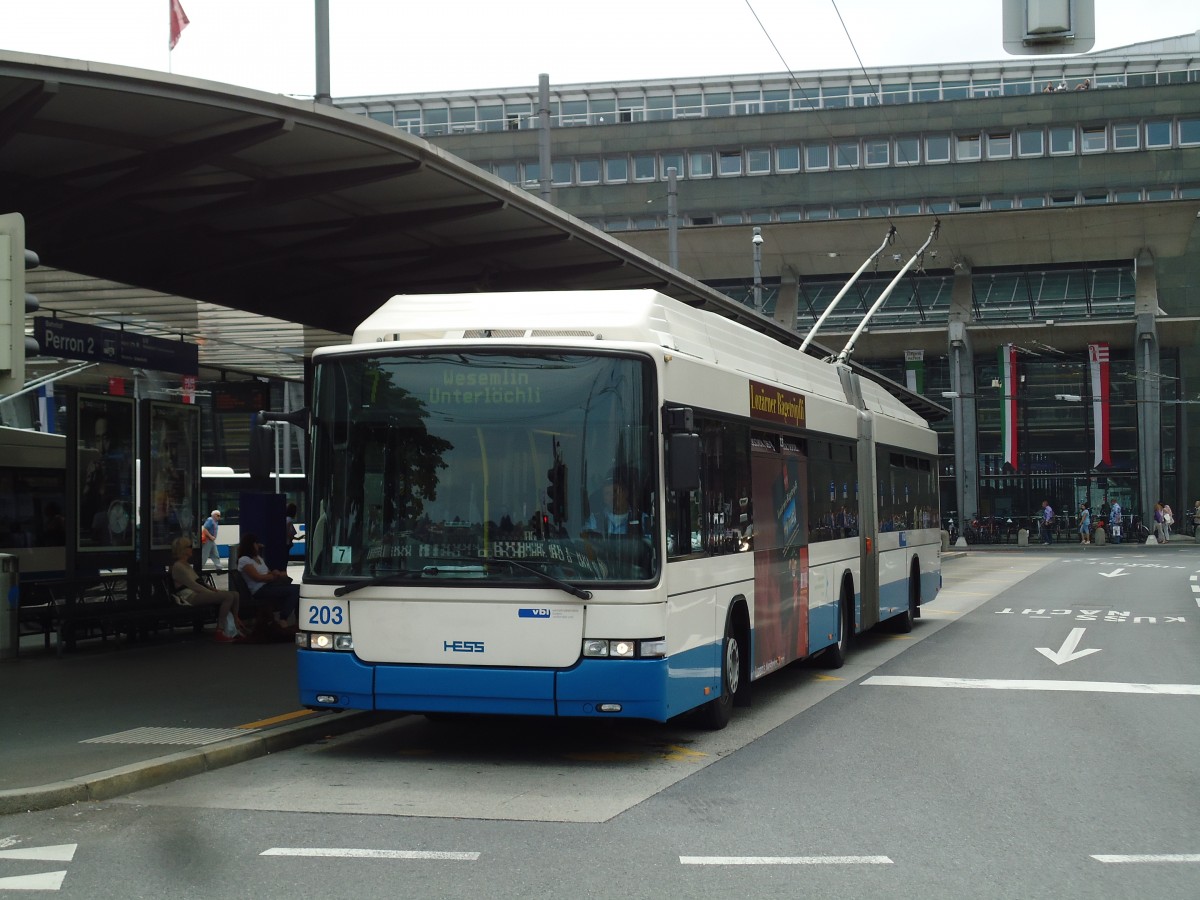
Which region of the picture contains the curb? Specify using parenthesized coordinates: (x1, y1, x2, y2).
(0, 709, 389, 816)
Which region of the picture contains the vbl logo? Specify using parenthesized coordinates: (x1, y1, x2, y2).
(444, 640, 485, 652)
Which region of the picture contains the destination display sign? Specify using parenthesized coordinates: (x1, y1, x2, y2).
(35, 318, 199, 376)
(749, 379, 806, 428)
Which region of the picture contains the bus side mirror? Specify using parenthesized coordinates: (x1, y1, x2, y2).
(667, 433, 700, 493)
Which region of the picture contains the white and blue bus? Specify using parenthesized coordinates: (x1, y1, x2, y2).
(0, 426, 67, 581)
(296, 290, 940, 728)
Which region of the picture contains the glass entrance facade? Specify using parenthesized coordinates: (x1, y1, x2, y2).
(866, 350, 1179, 536)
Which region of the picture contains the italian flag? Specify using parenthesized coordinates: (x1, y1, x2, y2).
(999, 343, 1018, 471)
(1089, 342, 1111, 467)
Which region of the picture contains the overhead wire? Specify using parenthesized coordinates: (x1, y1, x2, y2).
(740, 0, 947, 356)
(740, 0, 943, 265)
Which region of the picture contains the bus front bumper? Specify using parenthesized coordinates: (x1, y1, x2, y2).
(297, 647, 716, 722)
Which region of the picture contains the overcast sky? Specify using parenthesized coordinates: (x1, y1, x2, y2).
(2, 1, 1196, 98)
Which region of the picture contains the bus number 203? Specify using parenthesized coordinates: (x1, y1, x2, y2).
(307, 604, 345, 626)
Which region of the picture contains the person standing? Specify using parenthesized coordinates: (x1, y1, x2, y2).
(1191, 500, 1200, 538)
(200, 509, 223, 572)
(1109, 498, 1123, 544)
(1161, 502, 1174, 543)
(1078, 502, 1091, 545)
(1040, 500, 1054, 545)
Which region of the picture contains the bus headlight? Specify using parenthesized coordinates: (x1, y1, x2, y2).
(297, 632, 354, 651)
(582, 638, 666, 659)
(638, 639, 667, 658)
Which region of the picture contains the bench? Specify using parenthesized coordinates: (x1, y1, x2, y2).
(18, 570, 219, 654)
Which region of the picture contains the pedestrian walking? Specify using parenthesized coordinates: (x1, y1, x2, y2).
(1040, 500, 1054, 545)
(200, 509, 223, 572)
(1078, 502, 1091, 544)
(1108, 499, 1123, 544)
(1153, 502, 1167, 544)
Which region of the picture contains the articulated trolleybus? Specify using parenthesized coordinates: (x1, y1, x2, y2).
(297, 289, 940, 728)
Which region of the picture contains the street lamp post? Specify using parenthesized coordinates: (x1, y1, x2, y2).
(666, 167, 678, 270)
(752, 227, 763, 312)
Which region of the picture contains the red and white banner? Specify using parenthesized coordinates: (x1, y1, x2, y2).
(998, 343, 1018, 471)
(169, 0, 190, 50)
(1088, 342, 1111, 467)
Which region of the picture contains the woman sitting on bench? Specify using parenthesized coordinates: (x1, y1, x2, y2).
(170, 536, 244, 642)
(236, 533, 299, 629)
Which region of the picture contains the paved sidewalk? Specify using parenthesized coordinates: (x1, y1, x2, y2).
(0, 628, 385, 815)
(942, 531, 1197, 552)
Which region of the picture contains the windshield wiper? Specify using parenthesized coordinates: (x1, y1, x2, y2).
(481, 557, 592, 600)
(333, 569, 425, 597)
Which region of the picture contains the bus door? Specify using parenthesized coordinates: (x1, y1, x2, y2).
(749, 433, 809, 676)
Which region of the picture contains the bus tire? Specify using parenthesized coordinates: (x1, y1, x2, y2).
(820, 581, 853, 669)
(889, 564, 919, 634)
(697, 613, 741, 730)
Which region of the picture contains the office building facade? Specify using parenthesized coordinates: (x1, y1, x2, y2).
(338, 33, 1200, 530)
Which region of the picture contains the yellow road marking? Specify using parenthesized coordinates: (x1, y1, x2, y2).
(661, 744, 707, 761)
(238, 709, 316, 729)
(812, 674, 844, 682)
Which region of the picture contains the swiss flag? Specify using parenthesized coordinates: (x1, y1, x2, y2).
(169, 0, 190, 50)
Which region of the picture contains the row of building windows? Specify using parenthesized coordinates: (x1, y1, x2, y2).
(350, 65, 1200, 135)
(714, 264, 1137, 330)
(488, 118, 1200, 188)
(589, 185, 1200, 232)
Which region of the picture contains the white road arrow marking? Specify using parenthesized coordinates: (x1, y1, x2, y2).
(0, 845, 76, 862)
(1036, 627, 1101, 665)
(1098, 567, 1129, 578)
(0, 870, 66, 891)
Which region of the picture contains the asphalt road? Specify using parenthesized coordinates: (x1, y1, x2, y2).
(3, 547, 1198, 899)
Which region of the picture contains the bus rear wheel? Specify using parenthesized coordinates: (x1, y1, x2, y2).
(889, 567, 919, 634)
(697, 616, 740, 730)
(820, 587, 852, 669)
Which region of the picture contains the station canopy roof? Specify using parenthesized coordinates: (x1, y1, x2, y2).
(0, 51, 949, 418)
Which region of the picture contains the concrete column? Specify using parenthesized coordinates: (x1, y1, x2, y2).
(1134, 249, 1161, 518)
(775, 267, 799, 331)
(538, 74, 552, 203)
(948, 261, 978, 523)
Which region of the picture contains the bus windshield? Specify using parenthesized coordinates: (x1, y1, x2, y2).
(308, 350, 658, 585)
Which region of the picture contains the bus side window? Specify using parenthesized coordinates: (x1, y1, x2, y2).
(701, 418, 751, 555)
(665, 429, 702, 557)
(665, 480, 697, 557)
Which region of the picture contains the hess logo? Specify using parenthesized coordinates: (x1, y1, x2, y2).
(443, 640, 485, 653)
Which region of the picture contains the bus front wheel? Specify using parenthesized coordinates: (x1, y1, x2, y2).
(697, 616, 740, 730)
